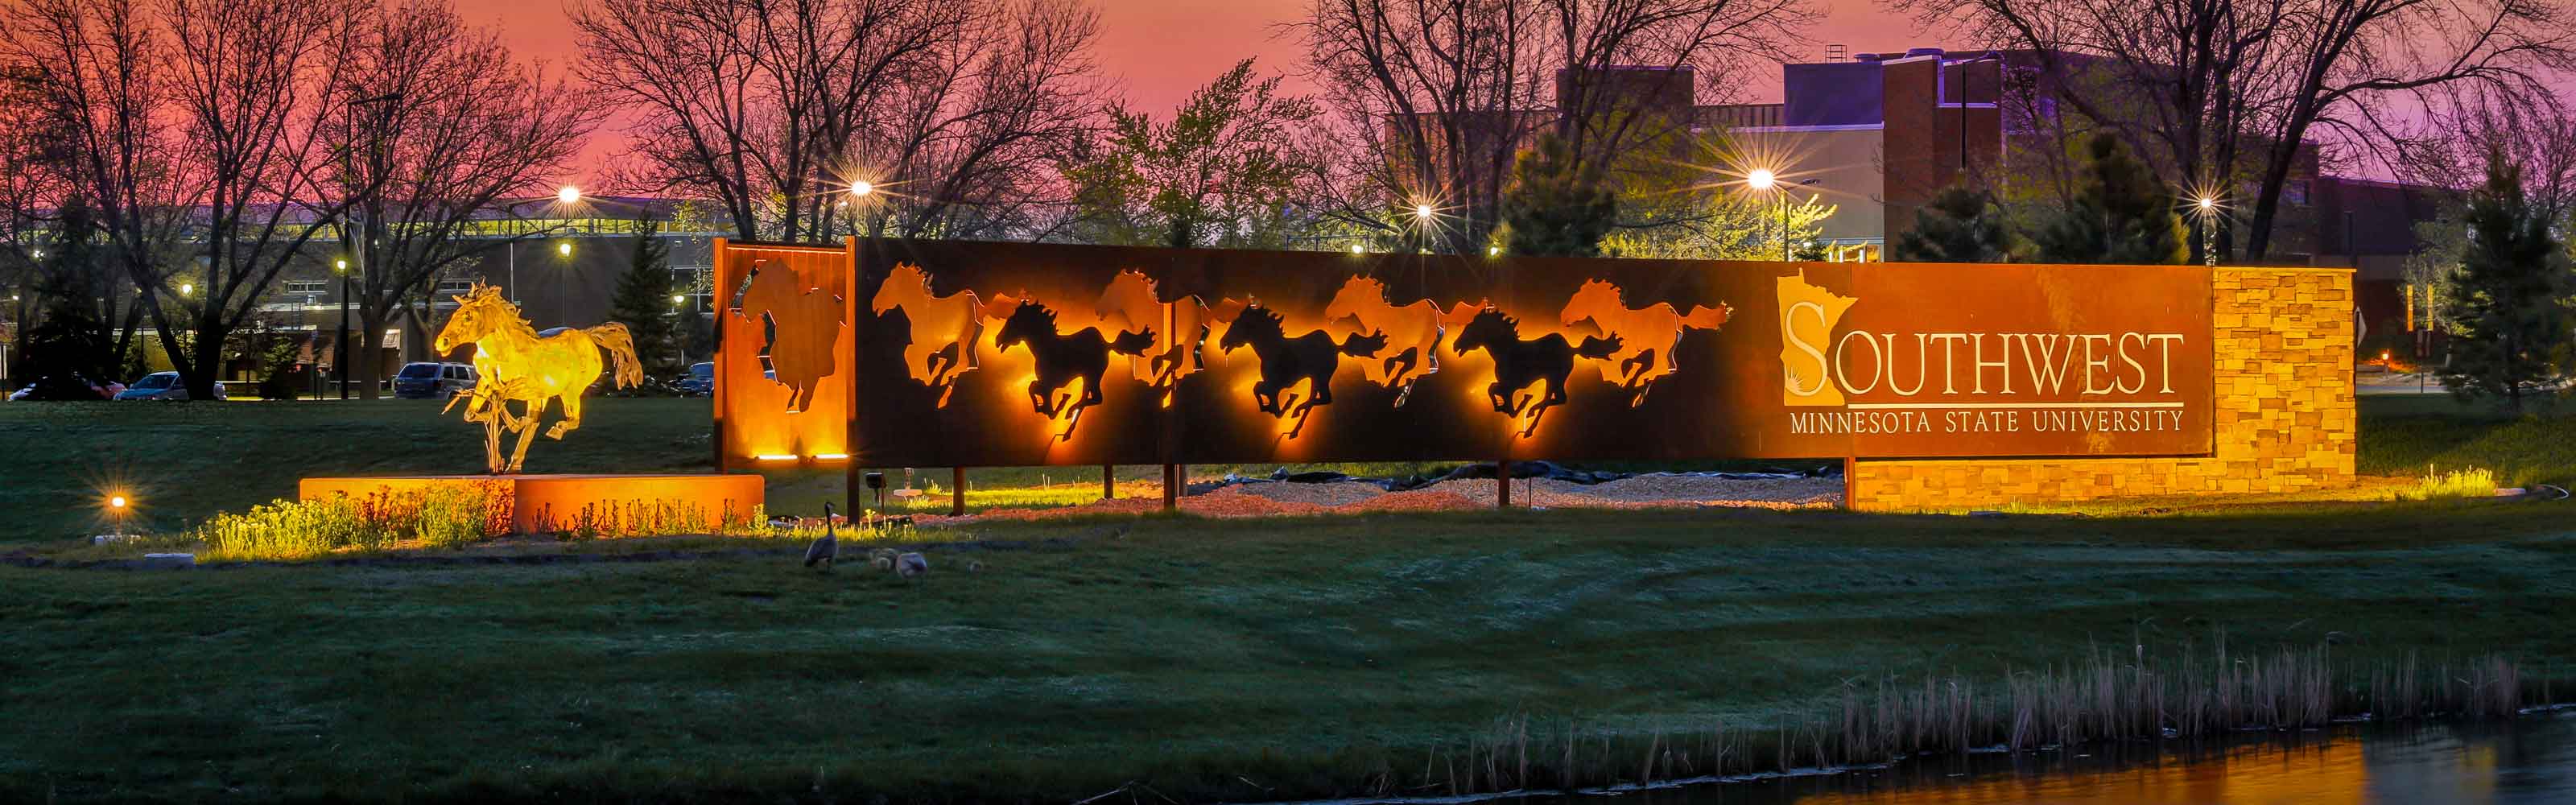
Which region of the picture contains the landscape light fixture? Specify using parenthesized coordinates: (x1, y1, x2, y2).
(557, 186, 581, 205)
(105, 493, 130, 535)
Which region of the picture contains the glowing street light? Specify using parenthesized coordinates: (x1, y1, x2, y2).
(557, 186, 582, 205)
(1349, 243, 1365, 254)
(1746, 168, 1787, 260)
(105, 493, 131, 535)
(848, 180, 873, 198)
(1413, 203, 1435, 221)
(178, 283, 192, 296)
(2188, 193, 2224, 266)
(1488, 246, 1502, 257)
(334, 258, 349, 273)
(671, 294, 685, 305)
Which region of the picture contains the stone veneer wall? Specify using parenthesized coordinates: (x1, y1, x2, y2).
(1846, 266, 2355, 510)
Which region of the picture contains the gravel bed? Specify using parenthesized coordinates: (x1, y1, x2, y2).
(951, 474, 1842, 521)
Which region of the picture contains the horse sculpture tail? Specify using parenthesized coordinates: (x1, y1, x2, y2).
(586, 323, 647, 389)
(1680, 303, 1733, 330)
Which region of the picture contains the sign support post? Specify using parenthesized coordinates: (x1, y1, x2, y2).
(1496, 460, 1511, 509)
(951, 467, 966, 516)
(1102, 464, 1115, 501)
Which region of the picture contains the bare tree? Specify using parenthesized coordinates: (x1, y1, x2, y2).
(7, 0, 376, 399)
(574, 0, 1100, 244)
(326, 0, 602, 398)
(1293, 0, 1814, 254)
(1892, 0, 2574, 261)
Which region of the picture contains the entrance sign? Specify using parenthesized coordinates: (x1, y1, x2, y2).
(712, 240, 2215, 469)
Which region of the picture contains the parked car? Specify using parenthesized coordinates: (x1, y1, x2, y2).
(672, 362, 715, 396)
(114, 371, 225, 401)
(392, 362, 478, 399)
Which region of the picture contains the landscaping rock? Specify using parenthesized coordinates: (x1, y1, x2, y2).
(138, 553, 196, 569)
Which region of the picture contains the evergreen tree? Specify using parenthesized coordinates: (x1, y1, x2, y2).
(23, 197, 114, 398)
(606, 220, 683, 378)
(2034, 134, 2186, 264)
(1895, 184, 2019, 262)
(1499, 132, 1616, 258)
(2437, 153, 2570, 413)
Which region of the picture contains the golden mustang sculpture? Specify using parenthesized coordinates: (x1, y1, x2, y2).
(433, 284, 644, 474)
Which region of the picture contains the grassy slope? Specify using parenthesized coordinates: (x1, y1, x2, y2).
(5, 394, 2573, 542)
(5, 503, 2574, 802)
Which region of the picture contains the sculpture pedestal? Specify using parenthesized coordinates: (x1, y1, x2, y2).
(299, 474, 765, 535)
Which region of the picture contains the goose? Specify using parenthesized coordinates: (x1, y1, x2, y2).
(803, 502, 838, 569)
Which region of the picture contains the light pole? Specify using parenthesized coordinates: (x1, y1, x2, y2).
(555, 241, 573, 324)
(2193, 196, 2220, 267)
(335, 258, 351, 400)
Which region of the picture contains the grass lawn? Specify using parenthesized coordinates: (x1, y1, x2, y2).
(5, 502, 2574, 801)
(3, 394, 2572, 542)
(4, 391, 2574, 801)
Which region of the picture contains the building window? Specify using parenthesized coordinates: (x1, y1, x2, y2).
(284, 280, 328, 296)
(2285, 180, 2310, 206)
(435, 279, 476, 295)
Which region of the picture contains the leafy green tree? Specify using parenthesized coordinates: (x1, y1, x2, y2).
(1499, 132, 1616, 258)
(1062, 59, 1322, 249)
(2033, 134, 2186, 264)
(1896, 184, 2021, 262)
(2438, 154, 2571, 412)
(606, 220, 683, 377)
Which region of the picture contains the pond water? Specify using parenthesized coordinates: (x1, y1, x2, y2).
(1546, 712, 2576, 805)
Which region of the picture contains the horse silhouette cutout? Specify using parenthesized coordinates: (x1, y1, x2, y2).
(1095, 270, 1210, 408)
(737, 260, 844, 413)
(984, 294, 1154, 442)
(433, 284, 644, 473)
(1210, 297, 1389, 439)
(1448, 307, 1622, 439)
(870, 262, 982, 407)
(1323, 276, 1446, 407)
(1558, 279, 1732, 407)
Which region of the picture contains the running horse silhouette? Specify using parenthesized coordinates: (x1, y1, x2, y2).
(1449, 307, 1622, 439)
(1558, 279, 1732, 407)
(1210, 297, 1389, 439)
(1095, 270, 1210, 407)
(737, 260, 845, 413)
(983, 294, 1155, 442)
(432, 284, 644, 473)
(1323, 276, 1446, 407)
(870, 262, 982, 407)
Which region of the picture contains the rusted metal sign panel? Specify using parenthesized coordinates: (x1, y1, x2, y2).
(721, 239, 2214, 468)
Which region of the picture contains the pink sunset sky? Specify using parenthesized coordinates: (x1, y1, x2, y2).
(459, 0, 1933, 183)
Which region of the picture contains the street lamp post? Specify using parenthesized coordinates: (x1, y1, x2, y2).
(2194, 196, 2219, 267)
(556, 241, 573, 324)
(335, 258, 351, 400)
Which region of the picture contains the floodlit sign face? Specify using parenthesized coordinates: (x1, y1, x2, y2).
(732, 240, 2214, 468)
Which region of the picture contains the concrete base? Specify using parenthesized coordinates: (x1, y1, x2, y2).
(299, 474, 765, 535)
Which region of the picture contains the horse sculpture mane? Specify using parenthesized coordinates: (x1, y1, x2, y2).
(432, 282, 643, 473)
